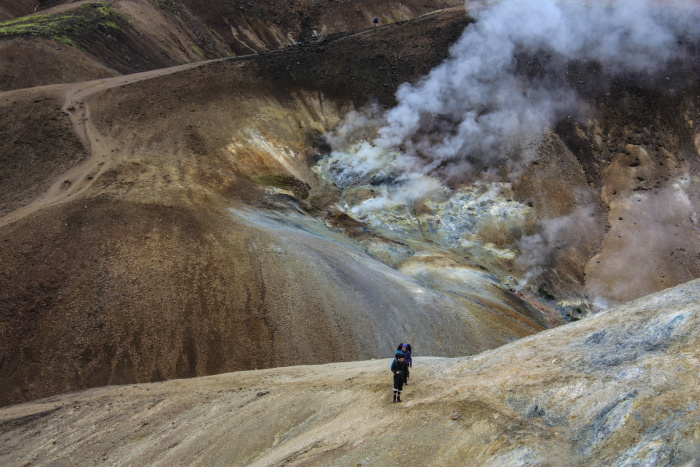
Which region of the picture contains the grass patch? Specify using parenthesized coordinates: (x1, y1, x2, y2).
(252, 174, 311, 199)
(191, 45, 205, 58)
(0, 3, 121, 50)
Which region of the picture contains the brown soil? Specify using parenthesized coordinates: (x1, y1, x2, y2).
(1, 279, 697, 465)
(0, 7, 549, 408)
(0, 0, 37, 22)
(0, 0, 465, 91)
(0, 0, 698, 413)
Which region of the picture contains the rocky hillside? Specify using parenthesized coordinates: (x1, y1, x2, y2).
(0, 0, 463, 90)
(0, 0, 698, 422)
(0, 7, 553, 408)
(1, 279, 697, 465)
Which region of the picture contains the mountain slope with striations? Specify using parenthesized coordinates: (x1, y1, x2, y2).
(0, 6, 552, 407)
(0, 0, 463, 91)
(0, 0, 698, 433)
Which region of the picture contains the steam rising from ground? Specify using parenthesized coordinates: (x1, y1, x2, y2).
(587, 181, 699, 308)
(325, 0, 698, 191)
(515, 201, 602, 284)
(318, 0, 699, 300)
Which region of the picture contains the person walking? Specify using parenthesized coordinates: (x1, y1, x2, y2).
(397, 343, 412, 384)
(391, 351, 408, 403)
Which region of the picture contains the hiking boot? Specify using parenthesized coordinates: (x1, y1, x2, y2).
(393, 394, 396, 403)
(397, 395, 401, 402)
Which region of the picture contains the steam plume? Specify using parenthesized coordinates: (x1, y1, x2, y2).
(319, 0, 699, 300)
(327, 0, 699, 184)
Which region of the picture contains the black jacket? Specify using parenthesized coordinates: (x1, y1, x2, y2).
(391, 358, 409, 376)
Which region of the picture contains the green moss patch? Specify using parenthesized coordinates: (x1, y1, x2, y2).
(191, 45, 205, 58)
(0, 3, 121, 49)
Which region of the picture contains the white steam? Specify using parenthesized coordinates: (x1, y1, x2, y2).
(515, 201, 602, 285)
(326, 0, 699, 184)
(349, 174, 441, 214)
(318, 0, 699, 296)
(587, 182, 699, 307)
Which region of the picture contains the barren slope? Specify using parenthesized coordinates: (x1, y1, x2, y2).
(0, 9, 547, 407)
(0, 0, 465, 91)
(1, 3, 698, 411)
(1, 279, 697, 466)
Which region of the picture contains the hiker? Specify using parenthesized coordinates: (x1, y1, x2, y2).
(373, 17, 379, 28)
(391, 351, 408, 403)
(397, 343, 412, 384)
(398, 343, 412, 367)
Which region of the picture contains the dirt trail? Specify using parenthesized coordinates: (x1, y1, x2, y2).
(2, 1, 698, 418)
(0, 62, 208, 229)
(0, 18, 388, 230)
(2, 9, 520, 410)
(0, 5, 469, 230)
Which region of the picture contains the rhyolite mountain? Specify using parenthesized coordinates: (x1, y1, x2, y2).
(0, 5, 698, 461)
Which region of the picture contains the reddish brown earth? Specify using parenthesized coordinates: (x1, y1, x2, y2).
(0, 0, 698, 412)
(0, 6, 551, 408)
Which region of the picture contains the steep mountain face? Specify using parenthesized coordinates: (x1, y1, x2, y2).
(312, 1, 700, 310)
(550, 78, 700, 304)
(0, 0, 698, 414)
(0, 0, 464, 91)
(0, 8, 549, 407)
(1, 279, 697, 465)
(0, 0, 36, 22)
